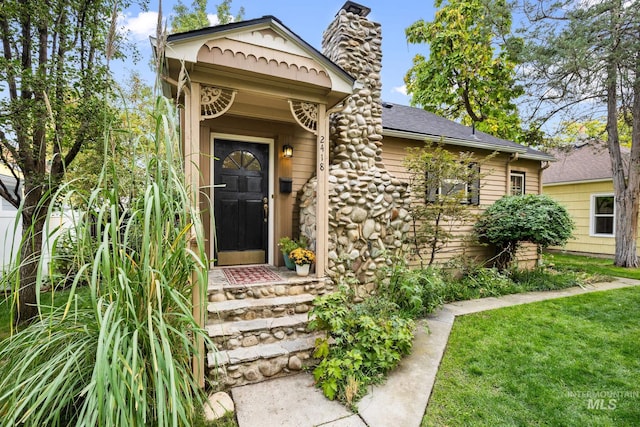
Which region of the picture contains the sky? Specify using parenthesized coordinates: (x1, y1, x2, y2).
(118, 0, 437, 105)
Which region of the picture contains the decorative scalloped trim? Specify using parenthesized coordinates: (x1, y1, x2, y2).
(289, 100, 318, 135)
(200, 85, 237, 119)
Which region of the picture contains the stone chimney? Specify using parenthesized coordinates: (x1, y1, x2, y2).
(322, 1, 383, 170)
(298, 2, 411, 295)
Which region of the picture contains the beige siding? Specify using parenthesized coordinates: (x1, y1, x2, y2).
(543, 180, 639, 256)
(383, 136, 542, 267)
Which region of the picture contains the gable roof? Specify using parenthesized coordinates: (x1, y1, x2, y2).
(160, 15, 355, 88)
(380, 102, 553, 161)
(543, 142, 627, 185)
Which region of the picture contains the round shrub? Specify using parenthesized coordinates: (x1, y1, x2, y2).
(475, 194, 574, 269)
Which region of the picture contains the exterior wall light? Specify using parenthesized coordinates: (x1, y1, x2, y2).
(283, 144, 294, 158)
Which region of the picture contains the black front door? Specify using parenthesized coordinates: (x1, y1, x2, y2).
(213, 139, 269, 265)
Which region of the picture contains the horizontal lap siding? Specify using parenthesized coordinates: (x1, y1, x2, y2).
(383, 136, 542, 267)
(543, 181, 637, 256)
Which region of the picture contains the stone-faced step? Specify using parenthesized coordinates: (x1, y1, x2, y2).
(208, 278, 333, 303)
(207, 293, 315, 324)
(207, 314, 311, 351)
(207, 333, 325, 388)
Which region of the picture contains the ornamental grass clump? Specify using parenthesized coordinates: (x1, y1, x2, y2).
(0, 97, 212, 426)
(289, 247, 315, 265)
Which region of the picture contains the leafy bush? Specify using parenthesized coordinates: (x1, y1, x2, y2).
(475, 195, 574, 269)
(380, 262, 445, 317)
(309, 287, 415, 406)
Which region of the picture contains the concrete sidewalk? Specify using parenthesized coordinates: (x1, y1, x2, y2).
(231, 278, 640, 427)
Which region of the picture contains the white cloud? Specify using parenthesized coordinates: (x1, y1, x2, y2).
(392, 85, 407, 96)
(207, 14, 220, 26)
(120, 11, 159, 41)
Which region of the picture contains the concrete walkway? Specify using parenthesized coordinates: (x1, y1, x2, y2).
(230, 278, 640, 427)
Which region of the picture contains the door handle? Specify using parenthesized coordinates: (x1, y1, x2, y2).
(263, 197, 268, 223)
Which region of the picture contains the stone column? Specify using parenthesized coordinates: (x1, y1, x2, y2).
(299, 2, 411, 296)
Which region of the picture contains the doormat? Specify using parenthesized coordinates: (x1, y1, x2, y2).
(222, 266, 285, 286)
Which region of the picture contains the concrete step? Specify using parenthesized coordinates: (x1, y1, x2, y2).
(207, 293, 316, 324)
(207, 313, 311, 351)
(207, 333, 325, 388)
(208, 276, 331, 302)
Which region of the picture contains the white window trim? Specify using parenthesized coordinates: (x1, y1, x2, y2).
(590, 193, 615, 238)
(510, 171, 525, 196)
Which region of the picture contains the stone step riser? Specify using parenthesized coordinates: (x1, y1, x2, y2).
(207, 332, 325, 388)
(211, 325, 311, 351)
(207, 294, 315, 324)
(208, 349, 317, 388)
(208, 302, 312, 324)
(208, 281, 332, 303)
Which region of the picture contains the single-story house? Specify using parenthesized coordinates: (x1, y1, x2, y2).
(543, 141, 633, 256)
(155, 1, 555, 387)
(156, 1, 553, 278)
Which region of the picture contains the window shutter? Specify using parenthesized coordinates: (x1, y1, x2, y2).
(469, 163, 480, 205)
(425, 171, 437, 203)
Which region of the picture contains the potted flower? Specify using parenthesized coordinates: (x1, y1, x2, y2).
(288, 247, 315, 276)
(278, 237, 299, 270)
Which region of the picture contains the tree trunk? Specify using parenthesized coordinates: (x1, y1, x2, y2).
(14, 194, 48, 324)
(614, 193, 639, 267)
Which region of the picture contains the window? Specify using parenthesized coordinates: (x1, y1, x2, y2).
(591, 195, 615, 236)
(222, 150, 261, 171)
(510, 171, 525, 196)
(426, 163, 480, 205)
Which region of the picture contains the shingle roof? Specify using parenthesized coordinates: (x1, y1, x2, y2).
(543, 142, 628, 184)
(380, 102, 553, 161)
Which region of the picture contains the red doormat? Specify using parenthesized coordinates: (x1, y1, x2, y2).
(222, 266, 285, 285)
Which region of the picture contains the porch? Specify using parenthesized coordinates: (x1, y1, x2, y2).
(206, 264, 334, 387)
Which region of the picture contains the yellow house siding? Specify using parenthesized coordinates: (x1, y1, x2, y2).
(543, 180, 635, 256)
(382, 136, 542, 267)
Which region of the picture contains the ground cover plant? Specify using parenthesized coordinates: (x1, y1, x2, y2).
(309, 283, 415, 406)
(423, 286, 640, 426)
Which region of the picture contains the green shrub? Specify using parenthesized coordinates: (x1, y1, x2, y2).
(380, 263, 445, 317)
(309, 287, 415, 406)
(475, 195, 574, 269)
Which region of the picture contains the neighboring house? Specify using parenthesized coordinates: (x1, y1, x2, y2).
(543, 142, 631, 256)
(0, 168, 22, 272)
(155, 1, 553, 277)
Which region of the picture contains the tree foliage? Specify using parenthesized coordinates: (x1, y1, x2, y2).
(405, 0, 535, 144)
(519, 0, 640, 266)
(0, 0, 133, 322)
(475, 194, 574, 269)
(171, 0, 244, 33)
(403, 143, 493, 267)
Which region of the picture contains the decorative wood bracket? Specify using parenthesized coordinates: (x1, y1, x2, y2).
(200, 85, 237, 120)
(288, 100, 318, 135)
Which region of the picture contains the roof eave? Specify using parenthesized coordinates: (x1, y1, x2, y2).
(382, 128, 554, 161)
(543, 178, 613, 187)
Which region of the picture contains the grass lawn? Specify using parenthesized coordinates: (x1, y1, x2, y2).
(545, 251, 640, 280)
(423, 286, 640, 426)
(0, 286, 92, 341)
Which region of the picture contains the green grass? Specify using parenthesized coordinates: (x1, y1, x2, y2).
(423, 286, 640, 426)
(0, 286, 92, 341)
(545, 251, 640, 280)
